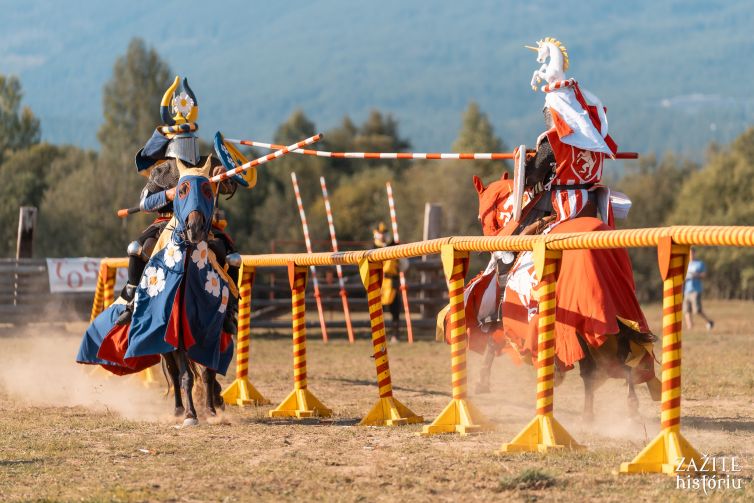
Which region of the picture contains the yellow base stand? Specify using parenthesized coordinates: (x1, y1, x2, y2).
(359, 397, 423, 426)
(499, 414, 584, 453)
(421, 398, 494, 435)
(221, 377, 271, 407)
(268, 388, 332, 418)
(620, 428, 703, 475)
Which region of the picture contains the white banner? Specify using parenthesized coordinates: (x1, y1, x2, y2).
(46, 258, 128, 293)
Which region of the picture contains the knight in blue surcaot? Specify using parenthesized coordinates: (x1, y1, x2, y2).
(116, 76, 244, 332)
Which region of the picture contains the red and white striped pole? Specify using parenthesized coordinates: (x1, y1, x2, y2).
(290, 172, 329, 343)
(386, 182, 414, 343)
(319, 176, 355, 343)
(210, 134, 322, 183)
(225, 138, 639, 161)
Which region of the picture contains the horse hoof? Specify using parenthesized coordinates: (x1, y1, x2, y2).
(174, 407, 185, 417)
(182, 417, 199, 427)
(207, 407, 217, 417)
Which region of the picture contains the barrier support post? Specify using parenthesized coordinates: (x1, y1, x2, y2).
(620, 238, 702, 475)
(102, 264, 117, 309)
(269, 263, 332, 418)
(222, 264, 270, 406)
(358, 259, 423, 426)
(89, 263, 108, 321)
(500, 242, 583, 452)
(422, 245, 493, 435)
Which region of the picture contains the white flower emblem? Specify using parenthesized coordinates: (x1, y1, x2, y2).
(164, 242, 183, 269)
(205, 271, 221, 297)
(172, 91, 194, 117)
(191, 241, 209, 270)
(218, 286, 229, 313)
(140, 266, 166, 298)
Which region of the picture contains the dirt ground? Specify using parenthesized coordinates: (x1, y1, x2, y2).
(0, 299, 752, 502)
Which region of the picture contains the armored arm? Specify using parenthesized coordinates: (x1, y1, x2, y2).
(524, 137, 555, 190)
(139, 161, 179, 212)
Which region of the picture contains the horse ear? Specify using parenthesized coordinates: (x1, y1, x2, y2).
(501, 171, 510, 180)
(473, 175, 485, 195)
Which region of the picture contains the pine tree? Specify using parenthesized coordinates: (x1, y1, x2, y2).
(0, 75, 40, 163)
(97, 38, 172, 164)
(452, 102, 507, 179)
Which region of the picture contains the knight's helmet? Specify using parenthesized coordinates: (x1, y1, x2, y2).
(161, 77, 201, 166)
(373, 222, 389, 248)
(135, 76, 201, 173)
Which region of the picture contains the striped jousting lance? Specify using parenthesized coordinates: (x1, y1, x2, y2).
(319, 176, 355, 343)
(116, 134, 323, 217)
(386, 182, 414, 343)
(291, 172, 329, 343)
(225, 138, 639, 161)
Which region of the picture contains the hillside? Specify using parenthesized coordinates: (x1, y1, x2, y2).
(1, 0, 753, 156)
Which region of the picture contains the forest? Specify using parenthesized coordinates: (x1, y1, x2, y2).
(2, 39, 753, 301)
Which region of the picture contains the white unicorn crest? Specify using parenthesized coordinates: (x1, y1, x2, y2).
(525, 37, 569, 91)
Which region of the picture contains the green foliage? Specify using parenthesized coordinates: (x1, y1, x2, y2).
(668, 128, 754, 298)
(616, 154, 698, 301)
(327, 166, 395, 242)
(452, 102, 508, 179)
(0, 75, 40, 163)
(0, 143, 61, 254)
(97, 38, 171, 164)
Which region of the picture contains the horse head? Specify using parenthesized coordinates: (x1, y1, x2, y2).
(173, 157, 216, 245)
(473, 172, 514, 237)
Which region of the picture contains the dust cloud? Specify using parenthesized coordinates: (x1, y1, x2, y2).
(0, 324, 172, 422)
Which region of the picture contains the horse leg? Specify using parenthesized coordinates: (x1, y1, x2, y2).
(577, 335, 596, 423)
(475, 338, 497, 394)
(163, 353, 184, 416)
(175, 349, 198, 426)
(213, 377, 225, 411)
(202, 368, 217, 416)
(626, 368, 640, 419)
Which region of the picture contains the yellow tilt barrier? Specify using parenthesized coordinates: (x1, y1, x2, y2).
(222, 264, 270, 406)
(358, 258, 422, 426)
(268, 263, 332, 418)
(91, 226, 754, 474)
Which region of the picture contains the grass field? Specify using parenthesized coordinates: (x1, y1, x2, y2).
(0, 300, 752, 502)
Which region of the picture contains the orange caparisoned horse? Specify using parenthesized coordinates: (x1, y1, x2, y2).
(444, 172, 661, 420)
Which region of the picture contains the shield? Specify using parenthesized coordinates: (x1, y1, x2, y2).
(512, 144, 526, 222)
(212, 131, 255, 188)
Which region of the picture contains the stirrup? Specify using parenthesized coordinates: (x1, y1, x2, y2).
(115, 301, 134, 326)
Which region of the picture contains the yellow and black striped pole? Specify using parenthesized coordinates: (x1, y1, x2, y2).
(500, 242, 583, 452)
(621, 238, 703, 474)
(269, 263, 332, 418)
(222, 264, 270, 406)
(358, 259, 422, 426)
(89, 263, 107, 321)
(102, 265, 117, 309)
(422, 245, 493, 435)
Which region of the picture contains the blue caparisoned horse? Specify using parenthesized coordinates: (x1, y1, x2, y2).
(77, 157, 237, 425)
